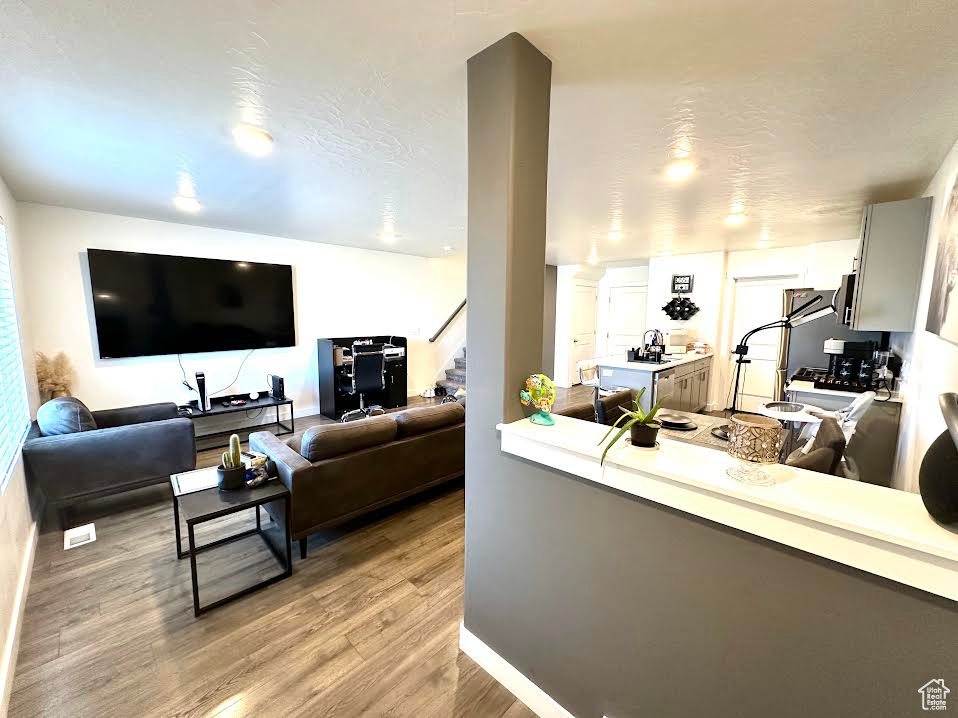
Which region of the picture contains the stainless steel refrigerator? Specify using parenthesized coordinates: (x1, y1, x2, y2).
(774, 288, 883, 399)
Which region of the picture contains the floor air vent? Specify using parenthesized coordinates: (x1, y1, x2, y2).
(63, 523, 96, 550)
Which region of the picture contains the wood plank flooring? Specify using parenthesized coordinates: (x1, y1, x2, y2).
(10, 479, 535, 717)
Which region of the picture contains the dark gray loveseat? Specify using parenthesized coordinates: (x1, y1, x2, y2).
(23, 401, 196, 515)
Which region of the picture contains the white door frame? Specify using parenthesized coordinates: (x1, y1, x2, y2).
(569, 280, 598, 385)
(600, 281, 648, 358)
(719, 273, 802, 411)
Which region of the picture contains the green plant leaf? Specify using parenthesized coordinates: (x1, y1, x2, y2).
(597, 411, 632, 446)
(599, 417, 639, 465)
(644, 398, 665, 424)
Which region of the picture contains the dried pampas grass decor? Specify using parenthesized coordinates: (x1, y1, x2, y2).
(35, 351, 76, 402)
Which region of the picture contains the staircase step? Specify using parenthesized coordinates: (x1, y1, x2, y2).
(454, 357, 467, 370)
(438, 379, 465, 394)
(444, 368, 466, 383)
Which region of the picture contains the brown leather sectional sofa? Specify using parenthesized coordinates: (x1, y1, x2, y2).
(250, 401, 465, 558)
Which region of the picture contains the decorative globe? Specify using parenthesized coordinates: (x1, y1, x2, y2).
(519, 373, 557, 426)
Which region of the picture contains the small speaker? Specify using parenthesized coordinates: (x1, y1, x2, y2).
(270, 374, 285, 400)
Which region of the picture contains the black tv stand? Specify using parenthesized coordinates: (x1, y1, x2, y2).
(182, 391, 294, 451)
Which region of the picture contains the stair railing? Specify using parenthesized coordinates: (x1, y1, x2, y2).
(429, 299, 466, 343)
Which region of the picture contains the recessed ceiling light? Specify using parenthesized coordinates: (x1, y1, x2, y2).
(380, 232, 400, 244)
(607, 231, 624, 241)
(442, 244, 454, 253)
(724, 212, 747, 227)
(664, 158, 696, 182)
(173, 194, 201, 213)
(232, 124, 274, 157)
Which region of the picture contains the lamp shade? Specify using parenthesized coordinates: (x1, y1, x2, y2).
(727, 413, 783, 464)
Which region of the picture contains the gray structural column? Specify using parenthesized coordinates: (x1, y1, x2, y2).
(463, 29, 554, 646)
(465, 32, 552, 427)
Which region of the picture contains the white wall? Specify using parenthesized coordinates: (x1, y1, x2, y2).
(18, 204, 466, 424)
(646, 252, 727, 349)
(892, 134, 958, 492)
(0, 177, 39, 716)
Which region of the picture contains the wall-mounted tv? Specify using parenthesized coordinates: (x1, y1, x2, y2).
(87, 249, 295, 358)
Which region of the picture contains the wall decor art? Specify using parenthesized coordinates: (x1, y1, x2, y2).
(671, 274, 694, 293)
(662, 296, 700, 320)
(926, 174, 958, 345)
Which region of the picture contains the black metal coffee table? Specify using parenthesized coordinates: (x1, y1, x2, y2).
(171, 469, 292, 617)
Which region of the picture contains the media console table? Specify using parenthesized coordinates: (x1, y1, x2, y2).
(183, 394, 294, 450)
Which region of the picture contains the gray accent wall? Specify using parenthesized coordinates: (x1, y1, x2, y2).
(543, 264, 557, 376)
(463, 32, 958, 718)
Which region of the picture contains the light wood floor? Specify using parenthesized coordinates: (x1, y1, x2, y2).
(10, 478, 535, 718)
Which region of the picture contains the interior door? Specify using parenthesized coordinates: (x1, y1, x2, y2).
(570, 282, 597, 385)
(607, 286, 648, 358)
(729, 278, 794, 412)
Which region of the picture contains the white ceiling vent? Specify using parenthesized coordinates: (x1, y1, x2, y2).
(63, 523, 96, 550)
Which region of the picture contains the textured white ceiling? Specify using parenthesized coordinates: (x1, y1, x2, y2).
(2, 1, 958, 263)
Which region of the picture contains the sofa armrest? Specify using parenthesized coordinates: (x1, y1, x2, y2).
(22, 418, 196, 500)
(92, 402, 179, 429)
(249, 431, 312, 492)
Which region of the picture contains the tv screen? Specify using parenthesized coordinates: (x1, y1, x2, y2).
(87, 249, 295, 358)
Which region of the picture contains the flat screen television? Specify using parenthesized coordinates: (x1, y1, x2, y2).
(87, 249, 295, 358)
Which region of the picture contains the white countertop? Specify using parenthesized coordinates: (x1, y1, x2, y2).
(593, 351, 713, 373)
(498, 414, 958, 601)
(786, 379, 903, 403)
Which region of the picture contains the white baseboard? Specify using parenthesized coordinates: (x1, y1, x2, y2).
(0, 519, 37, 717)
(459, 622, 575, 718)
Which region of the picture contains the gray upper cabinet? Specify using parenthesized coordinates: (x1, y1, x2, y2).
(849, 197, 931, 332)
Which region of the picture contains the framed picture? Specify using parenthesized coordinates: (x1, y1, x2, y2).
(926, 175, 958, 345)
(671, 274, 694, 293)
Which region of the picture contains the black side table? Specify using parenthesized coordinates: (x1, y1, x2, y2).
(175, 478, 292, 617)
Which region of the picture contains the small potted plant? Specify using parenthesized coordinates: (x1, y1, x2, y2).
(597, 387, 664, 464)
(217, 434, 247, 490)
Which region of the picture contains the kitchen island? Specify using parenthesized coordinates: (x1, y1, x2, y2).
(593, 351, 713, 412)
(461, 414, 958, 718)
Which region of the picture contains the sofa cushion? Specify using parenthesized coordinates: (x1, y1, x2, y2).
(36, 397, 97, 436)
(597, 389, 634, 426)
(393, 402, 465, 438)
(555, 401, 596, 422)
(300, 415, 397, 462)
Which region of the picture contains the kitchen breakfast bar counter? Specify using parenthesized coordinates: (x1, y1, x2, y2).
(460, 413, 958, 717)
(498, 414, 958, 600)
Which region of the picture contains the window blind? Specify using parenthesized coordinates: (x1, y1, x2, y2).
(0, 219, 29, 490)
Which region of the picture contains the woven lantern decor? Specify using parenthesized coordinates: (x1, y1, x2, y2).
(726, 413, 784, 484)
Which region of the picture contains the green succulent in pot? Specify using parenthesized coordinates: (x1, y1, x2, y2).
(597, 387, 664, 464)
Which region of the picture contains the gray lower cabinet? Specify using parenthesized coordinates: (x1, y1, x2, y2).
(659, 357, 712, 413)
